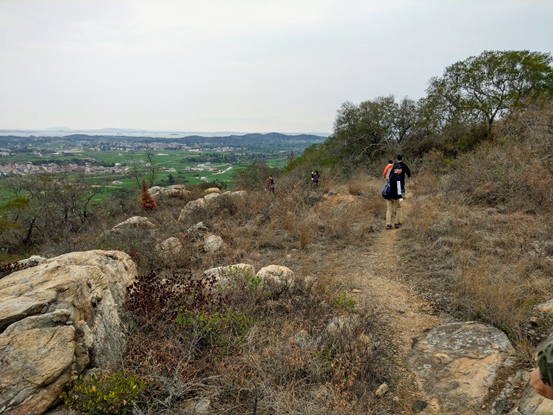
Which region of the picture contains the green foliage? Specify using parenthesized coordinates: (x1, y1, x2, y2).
(59, 371, 145, 415)
(331, 292, 356, 313)
(217, 265, 268, 293)
(232, 161, 281, 189)
(176, 304, 257, 353)
(427, 50, 553, 130)
(283, 143, 339, 174)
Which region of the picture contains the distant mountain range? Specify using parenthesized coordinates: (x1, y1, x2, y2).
(0, 128, 330, 138)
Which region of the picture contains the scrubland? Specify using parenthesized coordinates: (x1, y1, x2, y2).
(41, 172, 400, 414)
(2, 103, 553, 414)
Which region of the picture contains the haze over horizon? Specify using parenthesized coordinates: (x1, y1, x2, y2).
(1, 0, 551, 133)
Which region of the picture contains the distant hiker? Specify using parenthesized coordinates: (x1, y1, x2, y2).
(395, 155, 411, 194)
(266, 175, 275, 195)
(382, 160, 394, 181)
(383, 164, 403, 230)
(530, 344, 553, 399)
(311, 170, 320, 187)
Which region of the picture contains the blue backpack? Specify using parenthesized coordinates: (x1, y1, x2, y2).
(382, 182, 391, 199)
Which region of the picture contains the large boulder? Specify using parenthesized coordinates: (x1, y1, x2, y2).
(204, 187, 221, 195)
(0, 250, 136, 415)
(405, 321, 514, 414)
(256, 265, 295, 289)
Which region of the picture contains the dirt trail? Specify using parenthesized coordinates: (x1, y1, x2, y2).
(345, 191, 444, 386)
(357, 192, 443, 356)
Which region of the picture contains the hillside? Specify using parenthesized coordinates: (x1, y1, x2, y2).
(1, 50, 553, 414)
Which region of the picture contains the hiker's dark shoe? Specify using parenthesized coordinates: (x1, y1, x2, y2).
(385, 225, 393, 230)
(394, 222, 402, 228)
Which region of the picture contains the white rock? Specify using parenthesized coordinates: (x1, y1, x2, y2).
(204, 187, 221, 194)
(204, 234, 224, 252)
(375, 383, 389, 397)
(256, 265, 295, 289)
(107, 216, 156, 235)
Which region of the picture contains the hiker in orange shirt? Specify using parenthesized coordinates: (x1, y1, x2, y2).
(382, 160, 394, 181)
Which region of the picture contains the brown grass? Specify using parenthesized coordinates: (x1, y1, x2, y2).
(397, 104, 553, 360)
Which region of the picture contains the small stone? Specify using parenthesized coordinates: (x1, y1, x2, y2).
(196, 398, 211, 413)
(413, 400, 427, 412)
(375, 383, 389, 397)
(352, 289, 362, 293)
(393, 396, 400, 403)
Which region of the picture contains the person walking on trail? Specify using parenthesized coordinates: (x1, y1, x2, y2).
(395, 155, 411, 194)
(382, 160, 394, 181)
(311, 170, 320, 187)
(266, 175, 275, 195)
(530, 343, 553, 399)
(383, 164, 403, 230)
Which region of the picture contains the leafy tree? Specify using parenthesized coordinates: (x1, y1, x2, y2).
(427, 50, 553, 131)
(232, 161, 281, 189)
(140, 180, 157, 212)
(167, 174, 175, 185)
(328, 96, 420, 164)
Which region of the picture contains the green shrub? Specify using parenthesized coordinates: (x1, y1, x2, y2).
(60, 371, 145, 415)
(176, 304, 257, 353)
(331, 292, 356, 313)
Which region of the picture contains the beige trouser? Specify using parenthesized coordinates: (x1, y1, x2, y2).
(386, 199, 402, 226)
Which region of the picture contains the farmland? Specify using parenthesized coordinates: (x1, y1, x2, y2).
(0, 132, 323, 203)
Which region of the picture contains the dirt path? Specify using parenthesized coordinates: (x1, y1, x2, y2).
(343, 191, 444, 404)
(355, 193, 443, 357)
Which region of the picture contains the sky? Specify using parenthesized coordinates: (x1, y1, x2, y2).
(0, 0, 552, 134)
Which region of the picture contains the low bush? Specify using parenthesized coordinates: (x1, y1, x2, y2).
(59, 371, 145, 415)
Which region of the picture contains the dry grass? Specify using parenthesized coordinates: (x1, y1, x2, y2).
(397, 104, 553, 357)
(52, 172, 398, 414)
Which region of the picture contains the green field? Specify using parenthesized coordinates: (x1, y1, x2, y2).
(0, 150, 288, 203)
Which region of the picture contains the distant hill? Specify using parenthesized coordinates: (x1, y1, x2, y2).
(0, 129, 330, 138)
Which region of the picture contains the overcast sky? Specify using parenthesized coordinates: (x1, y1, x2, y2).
(0, 0, 551, 133)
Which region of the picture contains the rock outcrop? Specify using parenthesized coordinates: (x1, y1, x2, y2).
(406, 321, 515, 414)
(149, 185, 190, 201)
(0, 250, 136, 415)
